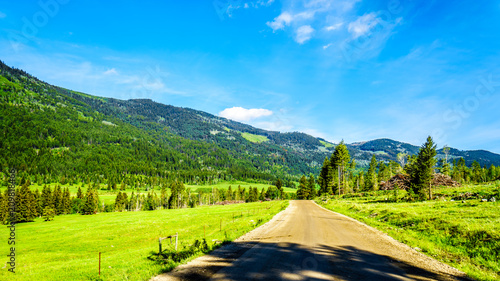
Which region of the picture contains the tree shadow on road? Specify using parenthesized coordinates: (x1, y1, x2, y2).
(153, 241, 472, 281)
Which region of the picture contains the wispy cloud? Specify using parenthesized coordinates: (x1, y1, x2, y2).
(348, 13, 379, 39)
(103, 68, 118, 75)
(295, 25, 314, 44)
(325, 22, 343, 31)
(0, 11, 6, 19)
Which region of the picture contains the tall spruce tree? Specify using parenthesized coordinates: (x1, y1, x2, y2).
(53, 185, 63, 215)
(41, 185, 53, 209)
(365, 155, 378, 191)
(317, 157, 332, 195)
(275, 179, 283, 200)
(410, 136, 437, 200)
(296, 175, 309, 199)
(76, 186, 84, 200)
(33, 189, 42, 217)
(332, 141, 351, 195)
(82, 187, 99, 215)
(16, 184, 37, 222)
(307, 174, 317, 199)
(62, 187, 71, 214)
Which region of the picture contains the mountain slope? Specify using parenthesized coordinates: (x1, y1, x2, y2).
(1, 59, 499, 187)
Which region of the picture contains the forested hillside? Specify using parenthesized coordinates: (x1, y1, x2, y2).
(1, 60, 499, 189)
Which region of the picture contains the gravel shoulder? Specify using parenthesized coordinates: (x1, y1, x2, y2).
(151, 200, 472, 281)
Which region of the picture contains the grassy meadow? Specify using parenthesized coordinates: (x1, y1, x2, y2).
(1, 201, 288, 281)
(317, 182, 500, 281)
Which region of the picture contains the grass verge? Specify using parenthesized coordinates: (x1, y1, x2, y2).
(316, 183, 499, 281)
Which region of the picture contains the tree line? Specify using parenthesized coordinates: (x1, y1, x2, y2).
(0, 178, 292, 224)
(296, 136, 500, 200)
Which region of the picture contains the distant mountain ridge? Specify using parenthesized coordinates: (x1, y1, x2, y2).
(1, 59, 499, 183)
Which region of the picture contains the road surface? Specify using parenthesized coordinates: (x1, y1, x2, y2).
(152, 200, 470, 281)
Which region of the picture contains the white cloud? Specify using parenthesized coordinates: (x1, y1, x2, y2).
(267, 12, 293, 31)
(323, 43, 332, 50)
(348, 12, 379, 39)
(0, 11, 6, 19)
(325, 22, 344, 31)
(219, 107, 273, 122)
(103, 68, 118, 75)
(295, 25, 314, 44)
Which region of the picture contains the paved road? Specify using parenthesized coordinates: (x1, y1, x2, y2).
(152, 201, 470, 281)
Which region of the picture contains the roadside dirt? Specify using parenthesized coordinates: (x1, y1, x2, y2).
(151, 200, 472, 281)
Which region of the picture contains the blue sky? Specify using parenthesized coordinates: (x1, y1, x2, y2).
(1, 0, 500, 153)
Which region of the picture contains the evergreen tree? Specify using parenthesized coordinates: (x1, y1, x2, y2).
(168, 180, 185, 209)
(296, 176, 309, 200)
(33, 189, 42, 217)
(53, 185, 63, 215)
(0, 189, 9, 223)
(317, 157, 331, 195)
(226, 185, 233, 201)
(76, 186, 84, 199)
(115, 191, 123, 211)
(62, 187, 71, 214)
(307, 174, 317, 199)
(43, 207, 55, 221)
(259, 188, 265, 201)
(160, 185, 167, 208)
(409, 136, 437, 200)
(275, 179, 284, 200)
(41, 185, 53, 209)
(82, 187, 99, 215)
(331, 141, 351, 195)
(365, 155, 378, 191)
(16, 184, 37, 222)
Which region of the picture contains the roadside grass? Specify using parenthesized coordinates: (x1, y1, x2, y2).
(1, 201, 288, 281)
(317, 182, 500, 281)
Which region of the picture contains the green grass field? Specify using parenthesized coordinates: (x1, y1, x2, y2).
(317, 182, 500, 281)
(240, 132, 269, 143)
(1, 201, 288, 281)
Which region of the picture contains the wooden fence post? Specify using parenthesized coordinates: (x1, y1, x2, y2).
(159, 238, 162, 253)
(99, 252, 101, 276)
(175, 232, 178, 251)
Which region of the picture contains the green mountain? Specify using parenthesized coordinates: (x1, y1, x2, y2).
(1, 60, 498, 187)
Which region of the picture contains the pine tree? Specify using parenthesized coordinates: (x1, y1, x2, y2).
(62, 188, 71, 214)
(317, 157, 332, 195)
(275, 179, 283, 200)
(365, 155, 378, 191)
(331, 141, 351, 195)
(53, 185, 63, 215)
(33, 189, 42, 217)
(82, 187, 98, 215)
(307, 174, 317, 199)
(226, 185, 233, 201)
(41, 185, 53, 209)
(296, 176, 309, 199)
(16, 184, 37, 222)
(76, 186, 84, 199)
(409, 136, 437, 200)
(259, 188, 266, 201)
(0, 189, 8, 223)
